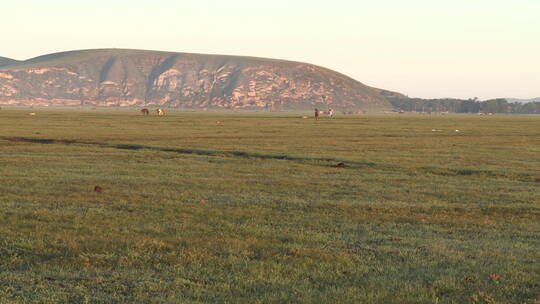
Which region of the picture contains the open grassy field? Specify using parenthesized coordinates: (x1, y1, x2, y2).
(1, 110, 539, 303)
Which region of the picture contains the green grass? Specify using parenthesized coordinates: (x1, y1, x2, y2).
(1, 110, 539, 303)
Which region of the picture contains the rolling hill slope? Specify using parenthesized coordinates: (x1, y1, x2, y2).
(0, 56, 19, 68)
(0, 49, 402, 110)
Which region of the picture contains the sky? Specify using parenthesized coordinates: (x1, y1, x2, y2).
(2, 0, 539, 99)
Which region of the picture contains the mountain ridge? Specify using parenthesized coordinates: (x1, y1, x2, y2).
(0, 48, 403, 110)
(0, 56, 19, 68)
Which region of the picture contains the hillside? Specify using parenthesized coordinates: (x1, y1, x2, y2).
(0, 49, 400, 110)
(0, 56, 19, 67)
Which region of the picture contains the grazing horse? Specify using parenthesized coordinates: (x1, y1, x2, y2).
(141, 108, 149, 116)
(157, 108, 165, 116)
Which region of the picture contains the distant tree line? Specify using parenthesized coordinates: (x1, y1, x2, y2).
(387, 97, 540, 114)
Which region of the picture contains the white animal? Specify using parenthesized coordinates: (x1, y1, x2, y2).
(157, 108, 165, 116)
(320, 109, 335, 118)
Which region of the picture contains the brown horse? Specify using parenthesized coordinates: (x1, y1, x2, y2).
(141, 108, 149, 115)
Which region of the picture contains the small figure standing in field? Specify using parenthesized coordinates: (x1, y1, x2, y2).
(141, 108, 149, 116)
(328, 108, 334, 118)
(314, 108, 319, 120)
(157, 108, 165, 116)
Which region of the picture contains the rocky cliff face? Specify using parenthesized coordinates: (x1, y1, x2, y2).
(0, 49, 400, 110)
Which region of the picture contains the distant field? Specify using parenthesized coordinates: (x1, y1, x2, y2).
(1, 110, 539, 303)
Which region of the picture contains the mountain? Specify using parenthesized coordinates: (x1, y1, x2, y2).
(0, 49, 402, 110)
(505, 97, 540, 104)
(0, 56, 19, 67)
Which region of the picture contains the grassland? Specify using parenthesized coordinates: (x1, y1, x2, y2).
(0, 110, 539, 303)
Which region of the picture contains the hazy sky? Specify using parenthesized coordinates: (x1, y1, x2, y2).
(2, 0, 539, 99)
